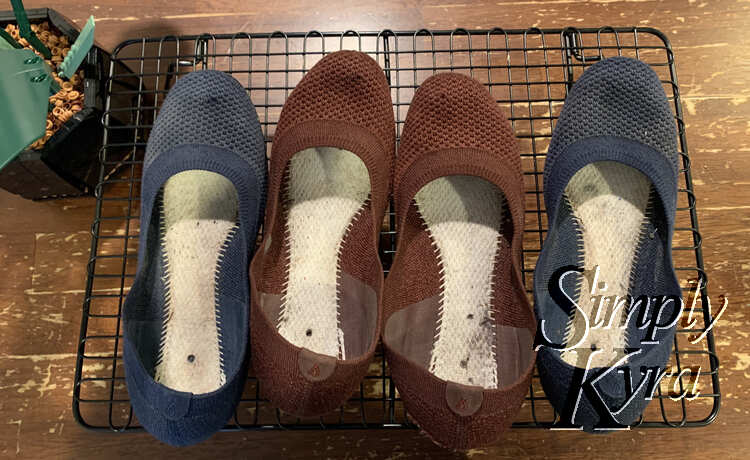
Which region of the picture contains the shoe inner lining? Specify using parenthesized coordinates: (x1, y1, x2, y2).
(561, 161, 651, 368)
(277, 147, 370, 359)
(154, 170, 238, 394)
(415, 175, 504, 389)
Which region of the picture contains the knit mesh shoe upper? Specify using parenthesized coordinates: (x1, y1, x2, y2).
(249, 50, 394, 417)
(384, 73, 535, 450)
(544, 56, 679, 194)
(123, 70, 267, 446)
(145, 69, 268, 199)
(534, 57, 681, 431)
(394, 73, 522, 206)
(274, 51, 394, 152)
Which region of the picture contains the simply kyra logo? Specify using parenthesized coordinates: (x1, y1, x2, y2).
(534, 265, 727, 431)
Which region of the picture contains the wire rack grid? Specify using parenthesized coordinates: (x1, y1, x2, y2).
(73, 27, 720, 432)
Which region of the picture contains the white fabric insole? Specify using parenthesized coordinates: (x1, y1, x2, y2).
(277, 147, 370, 359)
(416, 175, 504, 389)
(561, 162, 650, 368)
(154, 170, 238, 394)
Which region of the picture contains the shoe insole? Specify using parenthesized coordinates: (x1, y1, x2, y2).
(415, 175, 505, 390)
(560, 161, 650, 368)
(277, 147, 370, 359)
(154, 170, 239, 394)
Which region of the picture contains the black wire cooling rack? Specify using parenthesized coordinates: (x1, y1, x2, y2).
(73, 27, 721, 432)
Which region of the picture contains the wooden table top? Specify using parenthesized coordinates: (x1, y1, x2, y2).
(1, 1, 747, 458)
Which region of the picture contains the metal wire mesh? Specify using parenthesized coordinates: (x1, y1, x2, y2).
(73, 27, 720, 431)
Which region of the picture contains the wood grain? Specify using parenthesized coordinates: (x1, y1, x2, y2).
(1, 0, 748, 458)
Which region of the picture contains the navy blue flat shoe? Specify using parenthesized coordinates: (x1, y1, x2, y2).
(533, 57, 682, 432)
(122, 70, 267, 446)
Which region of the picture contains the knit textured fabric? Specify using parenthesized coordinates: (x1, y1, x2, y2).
(145, 70, 268, 202)
(534, 57, 681, 431)
(122, 70, 267, 446)
(274, 53, 394, 156)
(394, 75, 522, 210)
(249, 50, 395, 417)
(544, 56, 679, 195)
(383, 73, 536, 450)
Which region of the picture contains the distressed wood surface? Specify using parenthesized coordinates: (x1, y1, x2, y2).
(1, 0, 748, 458)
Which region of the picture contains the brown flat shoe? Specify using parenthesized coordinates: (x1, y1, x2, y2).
(383, 73, 536, 449)
(249, 50, 395, 416)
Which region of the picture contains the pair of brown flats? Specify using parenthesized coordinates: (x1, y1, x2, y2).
(250, 50, 535, 450)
